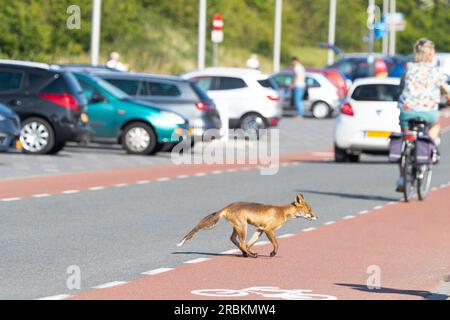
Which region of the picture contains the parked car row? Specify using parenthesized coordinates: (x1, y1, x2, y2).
(0, 60, 190, 155)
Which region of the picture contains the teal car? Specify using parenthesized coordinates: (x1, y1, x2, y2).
(73, 72, 189, 155)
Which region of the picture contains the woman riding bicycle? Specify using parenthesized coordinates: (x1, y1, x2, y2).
(396, 38, 450, 192)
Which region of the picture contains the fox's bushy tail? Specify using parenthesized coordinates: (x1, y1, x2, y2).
(177, 211, 222, 247)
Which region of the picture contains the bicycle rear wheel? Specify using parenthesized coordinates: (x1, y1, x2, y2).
(417, 164, 432, 201)
(402, 155, 416, 202)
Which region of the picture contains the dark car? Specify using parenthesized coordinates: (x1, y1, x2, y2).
(326, 54, 411, 81)
(0, 60, 91, 154)
(90, 72, 222, 140)
(0, 102, 20, 152)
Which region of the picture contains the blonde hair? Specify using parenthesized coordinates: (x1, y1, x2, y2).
(413, 38, 435, 63)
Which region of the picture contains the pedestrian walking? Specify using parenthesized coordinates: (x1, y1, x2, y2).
(290, 57, 306, 117)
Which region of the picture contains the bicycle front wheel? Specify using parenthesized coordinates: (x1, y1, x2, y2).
(417, 164, 432, 201)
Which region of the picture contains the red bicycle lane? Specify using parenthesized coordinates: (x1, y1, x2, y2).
(70, 184, 450, 300)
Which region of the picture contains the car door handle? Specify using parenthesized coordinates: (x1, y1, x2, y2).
(9, 99, 23, 107)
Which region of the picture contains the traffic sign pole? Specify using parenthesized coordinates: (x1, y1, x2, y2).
(211, 13, 224, 67)
(382, 0, 389, 55)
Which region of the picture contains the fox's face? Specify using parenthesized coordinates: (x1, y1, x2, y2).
(294, 193, 317, 220)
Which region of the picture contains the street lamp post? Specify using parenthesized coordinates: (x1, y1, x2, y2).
(389, 0, 396, 55)
(90, 0, 102, 66)
(327, 0, 336, 65)
(273, 0, 282, 73)
(198, 0, 207, 70)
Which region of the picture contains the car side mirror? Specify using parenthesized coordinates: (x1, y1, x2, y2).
(91, 93, 106, 103)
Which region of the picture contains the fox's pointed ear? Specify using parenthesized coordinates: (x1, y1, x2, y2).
(295, 193, 304, 204)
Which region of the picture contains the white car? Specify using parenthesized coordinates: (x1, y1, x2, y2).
(333, 77, 401, 162)
(271, 70, 342, 118)
(182, 68, 282, 132)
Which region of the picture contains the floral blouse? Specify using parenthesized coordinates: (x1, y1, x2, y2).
(398, 62, 449, 112)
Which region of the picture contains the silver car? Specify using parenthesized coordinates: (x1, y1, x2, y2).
(271, 70, 342, 119)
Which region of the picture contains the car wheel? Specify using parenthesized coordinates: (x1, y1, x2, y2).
(334, 145, 348, 163)
(49, 142, 66, 155)
(122, 122, 157, 155)
(20, 117, 55, 154)
(240, 113, 266, 138)
(312, 101, 331, 119)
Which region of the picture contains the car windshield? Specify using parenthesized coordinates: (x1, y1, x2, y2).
(93, 76, 129, 99)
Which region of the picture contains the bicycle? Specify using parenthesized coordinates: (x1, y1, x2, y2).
(399, 119, 435, 202)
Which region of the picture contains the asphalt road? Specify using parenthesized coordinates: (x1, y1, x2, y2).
(0, 117, 333, 180)
(1, 120, 449, 299)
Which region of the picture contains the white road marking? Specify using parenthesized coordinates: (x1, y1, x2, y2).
(1, 197, 21, 202)
(440, 183, 447, 188)
(141, 268, 174, 276)
(358, 210, 370, 215)
(240, 167, 251, 171)
(387, 201, 398, 206)
(114, 183, 129, 188)
(195, 173, 206, 177)
(302, 227, 316, 232)
(136, 180, 150, 185)
(324, 221, 336, 226)
(279, 233, 295, 238)
(212, 170, 223, 175)
(281, 163, 290, 167)
(37, 294, 72, 300)
(32, 194, 51, 198)
(92, 281, 127, 289)
(88, 186, 105, 191)
(62, 190, 80, 194)
(254, 241, 270, 246)
(184, 258, 211, 264)
(342, 215, 355, 220)
(431, 187, 438, 192)
(157, 177, 170, 182)
(226, 168, 238, 173)
(373, 205, 384, 210)
(177, 175, 189, 179)
(221, 249, 240, 254)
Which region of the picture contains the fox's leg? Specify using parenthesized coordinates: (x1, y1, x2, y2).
(246, 229, 263, 253)
(236, 224, 257, 258)
(229, 229, 240, 249)
(265, 230, 279, 257)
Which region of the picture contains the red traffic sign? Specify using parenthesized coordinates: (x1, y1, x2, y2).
(212, 13, 224, 31)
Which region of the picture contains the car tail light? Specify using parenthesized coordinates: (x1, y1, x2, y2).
(267, 94, 280, 101)
(340, 102, 354, 116)
(270, 118, 279, 126)
(39, 93, 80, 111)
(195, 101, 213, 111)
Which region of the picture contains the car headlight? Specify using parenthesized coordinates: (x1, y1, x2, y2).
(160, 111, 186, 125)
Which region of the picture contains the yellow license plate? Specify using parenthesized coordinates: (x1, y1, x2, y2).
(16, 140, 22, 150)
(80, 113, 89, 123)
(366, 131, 392, 138)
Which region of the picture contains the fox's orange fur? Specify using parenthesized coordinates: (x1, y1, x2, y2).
(177, 194, 317, 258)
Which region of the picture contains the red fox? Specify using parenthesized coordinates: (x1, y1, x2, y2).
(177, 194, 317, 258)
